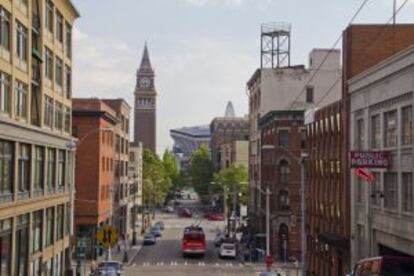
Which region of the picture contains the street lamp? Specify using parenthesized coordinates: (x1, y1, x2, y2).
(260, 144, 308, 275)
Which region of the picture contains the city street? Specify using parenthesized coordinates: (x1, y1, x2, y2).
(126, 203, 257, 275)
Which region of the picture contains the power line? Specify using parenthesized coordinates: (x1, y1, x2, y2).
(288, 0, 371, 110)
(309, 0, 410, 114)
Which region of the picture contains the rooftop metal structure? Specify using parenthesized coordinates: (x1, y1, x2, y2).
(260, 22, 291, 69)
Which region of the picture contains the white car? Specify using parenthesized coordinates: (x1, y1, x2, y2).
(219, 242, 237, 259)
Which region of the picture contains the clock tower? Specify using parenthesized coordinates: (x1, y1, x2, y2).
(133, 43, 157, 152)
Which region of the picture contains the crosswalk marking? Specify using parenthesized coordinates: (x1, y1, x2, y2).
(137, 261, 242, 267)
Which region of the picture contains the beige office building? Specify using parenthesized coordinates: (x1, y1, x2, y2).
(219, 140, 248, 170)
(0, 0, 79, 275)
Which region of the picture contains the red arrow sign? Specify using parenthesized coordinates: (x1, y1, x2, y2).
(355, 167, 375, 182)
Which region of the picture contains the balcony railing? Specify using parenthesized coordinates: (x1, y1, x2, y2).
(0, 193, 13, 204)
(17, 191, 30, 200)
(33, 189, 44, 197)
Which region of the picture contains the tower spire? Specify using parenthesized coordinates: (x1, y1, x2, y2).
(138, 42, 153, 73)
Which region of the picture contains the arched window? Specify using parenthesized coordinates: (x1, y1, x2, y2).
(279, 160, 290, 183)
(278, 224, 289, 262)
(278, 190, 290, 211)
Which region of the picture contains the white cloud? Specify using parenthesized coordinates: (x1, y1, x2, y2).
(73, 26, 88, 41)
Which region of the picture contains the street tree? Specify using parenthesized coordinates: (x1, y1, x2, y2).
(213, 164, 249, 207)
(188, 144, 213, 198)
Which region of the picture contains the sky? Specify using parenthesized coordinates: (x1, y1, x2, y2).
(70, 0, 414, 154)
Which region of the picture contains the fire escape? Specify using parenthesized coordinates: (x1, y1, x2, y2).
(31, 0, 42, 127)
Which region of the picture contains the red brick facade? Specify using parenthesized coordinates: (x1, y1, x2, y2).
(72, 99, 118, 258)
(260, 110, 306, 262)
(305, 101, 349, 276)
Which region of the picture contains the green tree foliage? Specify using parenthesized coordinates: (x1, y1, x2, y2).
(188, 144, 214, 197)
(213, 164, 249, 206)
(162, 149, 180, 188)
(142, 149, 171, 206)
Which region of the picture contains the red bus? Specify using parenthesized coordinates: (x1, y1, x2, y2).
(181, 226, 206, 257)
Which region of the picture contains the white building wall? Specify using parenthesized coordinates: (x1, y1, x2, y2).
(349, 46, 414, 265)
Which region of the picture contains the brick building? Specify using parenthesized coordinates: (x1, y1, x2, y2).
(260, 110, 306, 262)
(0, 0, 79, 274)
(210, 102, 249, 172)
(72, 98, 118, 259)
(102, 99, 131, 239)
(305, 101, 349, 276)
(304, 24, 414, 276)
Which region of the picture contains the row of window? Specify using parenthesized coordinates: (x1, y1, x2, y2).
(0, 139, 70, 201)
(102, 156, 113, 173)
(45, 0, 72, 58)
(307, 113, 341, 137)
(45, 47, 72, 98)
(0, 71, 27, 117)
(355, 105, 412, 149)
(0, 205, 69, 276)
(262, 128, 306, 150)
(356, 171, 413, 213)
(44, 95, 71, 132)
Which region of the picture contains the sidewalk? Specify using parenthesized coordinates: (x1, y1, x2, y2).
(243, 261, 302, 276)
(73, 239, 143, 275)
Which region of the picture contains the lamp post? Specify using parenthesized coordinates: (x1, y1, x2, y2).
(132, 174, 138, 246)
(260, 144, 308, 275)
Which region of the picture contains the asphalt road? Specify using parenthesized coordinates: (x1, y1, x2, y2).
(125, 202, 256, 276)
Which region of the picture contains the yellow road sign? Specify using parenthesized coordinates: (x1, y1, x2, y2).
(96, 225, 118, 248)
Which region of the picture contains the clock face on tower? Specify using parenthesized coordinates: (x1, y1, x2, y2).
(139, 77, 151, 89)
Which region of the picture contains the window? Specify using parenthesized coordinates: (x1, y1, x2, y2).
(384, 110, 397, 147)
(44, 96, 53, 127)
(32, 258, 41, 276)
(15, 21, 27, 62)
(0, 140, 13, 197)
(55, 57, 63, 87)
(32, 210, 42, 252)
(33, 146, 44, 193)
(279, 160, 290, 184)
(278, 190, 290, 211)
(402, 172, 413, 212)
(46, 207, 54, 246)
(300, 129, 306, 150)
(278, 129, 289, 148)
(64, 107, 71, 133)
(15, 214, 29, 276)
(47, 149, 55, 192)
(0, 218, 11, 276)
(370, 172, 381, 207)
(65, 65, 71, 98)
(0, 71, 10, 113)
(45, 0, 53, 33)
(65, 204, 70, 235)
(356, 119, 364, 149)
(57, 150, 65, 190)
(401, 106, 412, 145)
(18, 144, 30, 193)
(384, 172, 397, 209)
(55, 11, 63, 42)
(56, 205, 64, 240)
(54, 102, 63, 130)
(306, 86, 314, 103)
(65, 22, 71, 58)
(371, 115, 381, 149)
(0, 7, 10, 51)
(45, 47, 53, 80)
(14, 80, 27, 118)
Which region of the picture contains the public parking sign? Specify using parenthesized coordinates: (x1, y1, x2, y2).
(350, 151, 390, 168)
(96, 225, 118, 248)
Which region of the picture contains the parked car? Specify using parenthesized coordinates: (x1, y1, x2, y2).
(206, 213, 225, 221)
(97, 261, 123, 276)
(143, 233, 156, 245)
(94, 267, 118, 276)
(349, 256, 414, 276)
(178, 207, 192, 218)
(155, 221, 165, 230)
(181, 226, 206, 257)
(214, 232, 225, 247)
(149, 227, 162, 237)
(218, 239, 237, 259)
(162, 206, 175, 213)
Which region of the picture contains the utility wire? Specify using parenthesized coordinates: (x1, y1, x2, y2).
(288, 0, 371, 110)
(308, 0, 410, 115)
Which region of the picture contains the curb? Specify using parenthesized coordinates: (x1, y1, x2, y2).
(126, 245, 143, 266)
